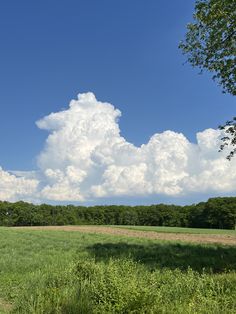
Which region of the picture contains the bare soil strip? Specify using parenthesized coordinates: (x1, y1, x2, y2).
(13, 226, 236, 246)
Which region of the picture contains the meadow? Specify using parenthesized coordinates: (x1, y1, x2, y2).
(0, 226, 236, 313)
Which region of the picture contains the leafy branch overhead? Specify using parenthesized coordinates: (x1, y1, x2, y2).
(219, 117, 236, 160)
(179, 0, 236, 95)
(179, 0, 236, 159)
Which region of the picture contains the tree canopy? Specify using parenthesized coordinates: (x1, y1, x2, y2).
(0, 197, 235, 229)
(179, 0, 236, 159)
(179, 0, 236, 95)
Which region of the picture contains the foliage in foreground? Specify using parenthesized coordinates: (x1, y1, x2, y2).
(0, 228, 236, 313)
(12, 258, 236, 314)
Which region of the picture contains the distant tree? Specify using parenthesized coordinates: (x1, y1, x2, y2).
(0, 198, 235, 229)
(204, 197, 236, 229)
(179, 0, 236, 159)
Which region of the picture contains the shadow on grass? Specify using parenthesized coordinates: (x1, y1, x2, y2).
(86, 242, 236, 273)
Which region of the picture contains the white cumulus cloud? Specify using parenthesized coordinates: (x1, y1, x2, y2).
(0, 167, 38, 202)
(34, 92, 236, 202)
(1, 92, 235, 203)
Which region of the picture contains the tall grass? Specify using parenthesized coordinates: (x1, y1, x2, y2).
(0, 228, 236, 313)
(11, 258, 236, 313)
(75, 258, 236, 314)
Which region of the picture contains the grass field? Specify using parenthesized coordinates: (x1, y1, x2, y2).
(0, 226, 236, 313)
(113, 225, 236, 235)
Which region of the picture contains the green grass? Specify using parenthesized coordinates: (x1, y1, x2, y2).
(112, 225, 236, 235)
(0, 227, 236, 313)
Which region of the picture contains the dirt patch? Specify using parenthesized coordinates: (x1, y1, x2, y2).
(0, 298, 13, 313)
(13, 226, 236, 246)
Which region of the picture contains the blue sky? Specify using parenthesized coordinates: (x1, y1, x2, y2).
(0, 1, 235, 205)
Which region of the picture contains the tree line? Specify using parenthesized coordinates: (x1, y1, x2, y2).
(0, 197, 236, 229)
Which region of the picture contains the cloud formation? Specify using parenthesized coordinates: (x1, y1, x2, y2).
(1, 92, 236, 203)
(0, 167, 38, 202)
